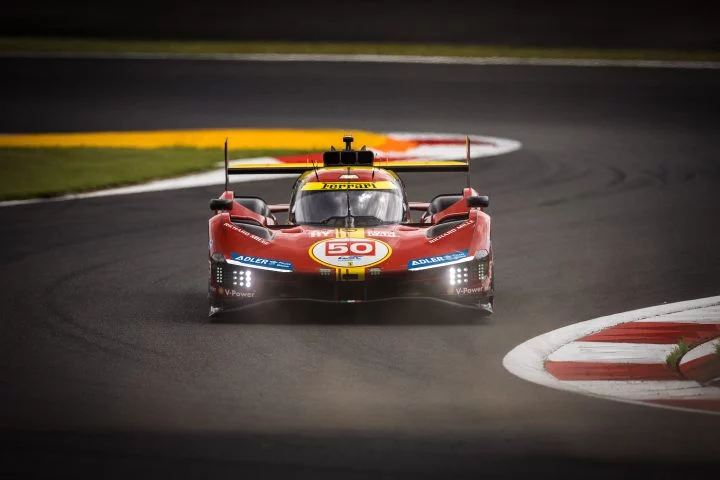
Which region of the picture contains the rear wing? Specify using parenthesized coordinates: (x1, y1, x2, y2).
(225, 134, 472, 176)
(228, 159, 468, 175)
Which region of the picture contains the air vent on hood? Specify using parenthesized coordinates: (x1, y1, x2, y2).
(425, 219, 466, 240)
(230, 219, 275, 241)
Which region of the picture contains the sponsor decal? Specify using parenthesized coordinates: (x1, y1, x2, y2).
(308, 229, 334, 238)
(407, 249, 469, 271)
(217, 286, 256, 298)
(309, 238, 391, 268)
(230, 253, 293, 272)
(366, 230, 396, 238)
(223, 222, 271, 245)
(427, 220, 474, 244)
(455, 286, 483, 295)
(302, 181, 396, 191)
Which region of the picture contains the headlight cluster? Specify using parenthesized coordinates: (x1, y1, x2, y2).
(478, 262, 487, 281)
(447, 250, 490, 285)
(449, 266, 470, 285)
(475, 249, 489, 281)
(215, 265, 224, 284)
(231, 269, 252, 288)
(211, 254, 255, 289)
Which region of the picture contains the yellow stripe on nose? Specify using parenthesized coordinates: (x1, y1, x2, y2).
(332, 228, 367, 280)
(334, 227, 366, 239)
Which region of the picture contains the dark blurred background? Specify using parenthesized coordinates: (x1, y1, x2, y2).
(2, 0, 719, 50)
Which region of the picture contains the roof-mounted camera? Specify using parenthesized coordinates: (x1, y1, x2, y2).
(323, 134, 374, 166)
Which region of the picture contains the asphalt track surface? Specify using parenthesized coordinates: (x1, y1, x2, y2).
(1, 58, 720, 479)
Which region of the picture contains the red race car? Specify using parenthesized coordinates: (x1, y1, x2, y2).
(208, 135, 493, 317)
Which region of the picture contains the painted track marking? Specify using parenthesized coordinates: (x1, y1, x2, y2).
(503, 295, 720, 415)
(2, 51, 719, 70)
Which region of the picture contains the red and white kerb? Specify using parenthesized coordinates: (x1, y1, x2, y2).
(504, 297, 720, 415)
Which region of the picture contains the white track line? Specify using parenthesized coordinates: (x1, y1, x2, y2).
(547, 342, 676, 364)
(2, 51, 720, 69)
(502, 295, 720, 415)
(565, 381, 720, 401)
(634, 306, 720, 323)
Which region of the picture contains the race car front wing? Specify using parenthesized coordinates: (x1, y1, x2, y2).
(208, 254, 492, 313)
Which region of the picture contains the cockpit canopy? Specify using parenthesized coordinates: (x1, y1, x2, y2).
(292, 182, 405, 227)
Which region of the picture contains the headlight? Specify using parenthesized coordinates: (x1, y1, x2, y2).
(474, 249, 489, 280)
(211, 254, 255, 289)
(448, 265, 470, 285)
(231, 269, 253, 288)
(211, 253, 226, 284)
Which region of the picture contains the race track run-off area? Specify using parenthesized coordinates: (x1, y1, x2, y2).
(504, 296, 720, 415)
(0, 130, 521, 206)
(1, 57, 720, 478)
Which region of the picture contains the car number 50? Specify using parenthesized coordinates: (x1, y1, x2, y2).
(325, 241, 376, 256)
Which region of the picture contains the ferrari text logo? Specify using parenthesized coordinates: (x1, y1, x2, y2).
(322, 182, 375, 190)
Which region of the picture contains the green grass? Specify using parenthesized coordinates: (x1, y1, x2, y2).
(666, 338, 690, 372)
(0, 147, 304, 201)
(2, 37, 719, 62)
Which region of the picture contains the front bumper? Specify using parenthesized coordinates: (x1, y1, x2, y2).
(208, 258, 493, 311)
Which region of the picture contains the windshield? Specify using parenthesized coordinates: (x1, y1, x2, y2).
(293, 189, 404, 226)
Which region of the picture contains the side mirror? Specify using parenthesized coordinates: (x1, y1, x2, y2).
(210, 198, 234, 211)
(466, 196, 489, 208)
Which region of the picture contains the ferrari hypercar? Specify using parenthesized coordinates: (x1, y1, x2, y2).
(208, 135, 494, 317)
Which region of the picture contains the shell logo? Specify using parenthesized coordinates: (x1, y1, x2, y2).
(309, 238, 392, 268)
